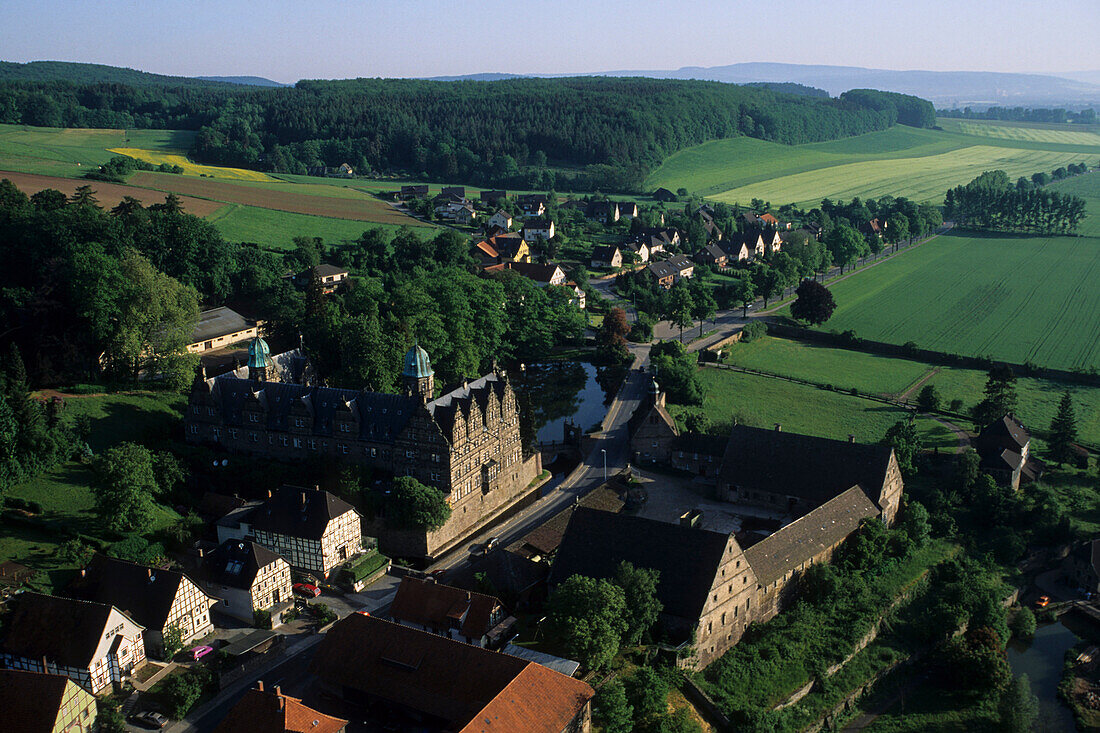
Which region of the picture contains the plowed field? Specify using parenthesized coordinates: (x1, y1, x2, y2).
(128, 171, 423, 226)
(0, 170, 224, 217)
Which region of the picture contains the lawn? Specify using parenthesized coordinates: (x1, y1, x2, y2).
(206, 203, 428, 248)
(672, 366, 956, 450)
(0, 391, 186, 587)
(645, 119, 1100, 205)
(794, 173, 1100, 371)
(722, 336, 1100, 449)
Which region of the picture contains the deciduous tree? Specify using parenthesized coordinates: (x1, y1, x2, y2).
(789, 280, 836, 325)
(388, 476, 452, 530)
(547, 575, 628, 670)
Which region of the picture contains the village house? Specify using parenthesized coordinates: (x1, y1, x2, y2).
(759, 212, 780, 227)
(480, 189, 508, 206)
(216, 485, 362, 579)
(702, 217, 725, 241)
(0, 669, 99, 733)
(294, 264, 349, 294)
(629, 379, 680, 464)
(586, 200, 620, 224)
(488, 209, 513, 230)
(590, 245, 623, 269)
(646, 260, 677, 289)
(696, 243, 729, 268)
(976, 414, 1045, 491)
(189, 346, 541, 560)
(453, 204, 477, 226)
(860, 218, 887, 240)
(727, 231, 766, 261)
(473, 232, 530, 267)
(762, 229, 784, 253)
(652, 187, 677, 202)
(214, 681, 347, 733)
(66, 555, 215, 660)
(517, 194, 548, 217)
(311, 614, 594, 732)
(0, 593, 146, 694)
(441, 186, 465, 198)
(187, 306, 260, 354)
(400, 184, 430, 199)
(618, 201, 640, 219)
(204, 539, 293, 625)
(487, 262, 585, 309)
(389, 576, 513, 647)
(622, 240, 650, 263)
(668, 254, 695, 280)
(522, 217, 555, 242)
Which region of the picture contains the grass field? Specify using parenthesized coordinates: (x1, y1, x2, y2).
(109, 147, 278, 181)
(800, 174, 1100, 371)
(670, 367, 957, 451)
(938, 117, 1100, 146)
(722, 336, 1100, 448)
(646, 120, 1100, 207)
(0, 124, 194, 177)
(207, 204, 425, 248)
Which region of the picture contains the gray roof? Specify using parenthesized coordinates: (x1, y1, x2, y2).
(205, 539, 285, 590)
(744, 487, 879, 586)
(66, 555, 208, 632)
(191, 307, 254, 345)
(251, 485, 358, 541)
(549, 507, 730, 621)
(503, 644, 580, 678)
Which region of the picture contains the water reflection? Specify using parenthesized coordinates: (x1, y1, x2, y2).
(1007, 621, 1079, 733)
(511, 361, 620, 444)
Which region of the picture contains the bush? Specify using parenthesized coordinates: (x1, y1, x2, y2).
(253, 609, 272, 630)
(740, 321, 767, 343)
(57, 538, 95, 565)
(160, 667, 211, 718)
(312, 603, 338, 626)
(1010, 607, 1036, 640)
(917, 384, 941, 412)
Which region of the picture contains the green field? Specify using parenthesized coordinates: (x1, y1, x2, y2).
(0, 123, 194, 177)
(723, 336, 1100, 448)
(206, 204, 425, 249)
(794, 174, 1100, 371)
(671, 367, 956, 451)
(646, 120, 1100, 207)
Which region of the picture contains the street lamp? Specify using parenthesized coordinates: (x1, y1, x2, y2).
(601, 449, 607, 483)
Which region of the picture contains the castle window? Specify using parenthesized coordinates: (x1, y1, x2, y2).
(406, 450, 415, 459)
(249, 413, 260, 423)
(295, 418, 305, 428)
(249, 432, 258, 443)
(340, 444, 349, 455)
(229, 429, 239, 439)
(370, 448, 377, 458)
(293, 438, 302, 449)
(189, 425, 198, 434)
(191, 406, 199, 414)
(207, 408, 216, 417)
(308, 439, 317, 450)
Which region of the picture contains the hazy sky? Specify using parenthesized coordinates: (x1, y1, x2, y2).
(1, 0, 1096, 83)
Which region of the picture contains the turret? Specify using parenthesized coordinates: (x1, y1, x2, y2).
(247, 336, 274, 382)
(402, 343, 435, 402)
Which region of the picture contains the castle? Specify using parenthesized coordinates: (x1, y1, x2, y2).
(186, 339, 541, 559)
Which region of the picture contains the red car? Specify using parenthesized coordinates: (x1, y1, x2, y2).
(293, 583, 321, 598)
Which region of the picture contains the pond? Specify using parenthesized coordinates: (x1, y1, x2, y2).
(509, 361, 621, 445)
(1007, 620, 1079, 733)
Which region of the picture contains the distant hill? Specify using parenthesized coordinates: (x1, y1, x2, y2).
(0, 60, 236, 87)
(195, 76, 287, 87)
(427, 62, 1100, 109)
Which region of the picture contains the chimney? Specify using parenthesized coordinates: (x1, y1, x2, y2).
(301, 491, 308, 508)
(774, 423, 782, 432)
(197, 548, 205, 559)
(848, 434, 855, 443)
(146, 567, 152, 580)
(266, 489, 272, 499)
(79, 568, 86, 578)
(257, 680, 264, 692)
(313, 484, 320, 492)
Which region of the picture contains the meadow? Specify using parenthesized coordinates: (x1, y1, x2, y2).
(670, 367, 957, 451)
(802, 174, 1100, 371)
(722, 336, 1100, 448)
(207, 204, 425, 249)
(646, 120, 1100, 207)
(0, 123, 194, 177)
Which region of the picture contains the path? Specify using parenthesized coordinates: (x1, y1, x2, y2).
(840, 676, 925, 732)
(896, 368, 940, 402)
(929, 416, 971, 454)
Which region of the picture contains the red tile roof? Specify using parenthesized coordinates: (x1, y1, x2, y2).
(390, 577, 503, 640)
(310, 615, 591, 731)
(213, 686, 347, 733)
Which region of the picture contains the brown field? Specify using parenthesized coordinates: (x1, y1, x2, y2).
(0, 170, 225, 217)
(128, 171, 427, 226)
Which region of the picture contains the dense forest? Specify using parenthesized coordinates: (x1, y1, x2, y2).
(939, 106, 1097, 124)
(0, 74, 934, 190)
(944, 170, 1088, 233)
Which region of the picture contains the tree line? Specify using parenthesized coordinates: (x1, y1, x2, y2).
(940, 106, 1097, 125)
(944, 169, 1088, 233)
(0, 76, 934, 191)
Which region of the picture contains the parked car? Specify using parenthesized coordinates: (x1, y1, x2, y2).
(293, 582, 321, 598)
(130, 711, 169, 729)
(190, 645, 214, 661)
(484, 536, 500, 552)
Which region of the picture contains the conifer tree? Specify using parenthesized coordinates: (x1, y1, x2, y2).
(1049, 391, 1078, 466)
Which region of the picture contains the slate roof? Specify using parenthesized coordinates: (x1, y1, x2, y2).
(0, 669, 84, 733)
(519, 486, 624, 556)
(744, 487, 879, 585)
(480, 190, 508, 203)
(647, 261, 677, 280)
(549, 507, 730, 621)
(719, 425, 894, 507)
(507, 261, 563, 284)
(586, 200, 618, 218)
(213, 686, 347, 733)
(697, 243, 727, 262)
(67, 555, 205, 632)
(591, 245, 620, 262)
(305, 264, 348, 279)
(448, 549, 547, 599)
(311, 615, 590, 732)
(251, 485, 358, 541)
(979, 415, 1030, 451)
(205, 539, 285, 590)
(424, 373, 509, 439)
(390, 577, 503, 639)
(1, 592, 132, 668)
(205, 376, 418, 442)
(652, 187, 677, 201)
(191, 307, 255, 345)
(523, 217, 553, 229)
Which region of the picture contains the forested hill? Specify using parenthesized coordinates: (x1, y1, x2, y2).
(0, 74, 934, 191)
(0, 60, 240, 87)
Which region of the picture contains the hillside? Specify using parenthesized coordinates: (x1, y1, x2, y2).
(0, 70, 934, 191)
(0, 60, 237, 87)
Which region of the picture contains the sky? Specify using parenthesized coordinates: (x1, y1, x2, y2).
(1, 0, 1097, 83)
